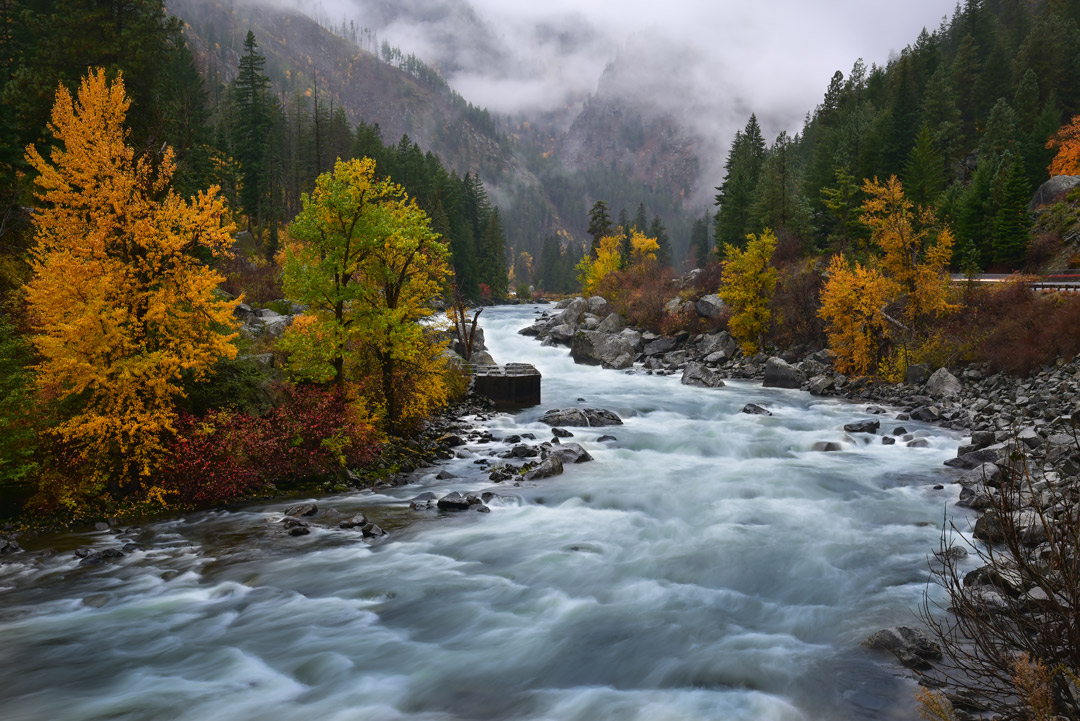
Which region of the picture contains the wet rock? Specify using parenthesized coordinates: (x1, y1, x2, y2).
(281, 517, 308, 529)
(551, 427, 574, 438)
(945, 444, 1007, 470)
(435, 470, 456, 480)
(893, 427, 909, 436)
(808, 375, 833, 395)
(957, 485, 994, 510)
(82, 594, 110, 608)
(507, 444, 539, 459)
(644, 336, 678, 356)
(957, 462, 1001, 488)
(681, 362, 725, 388)
(361, 523, 386, 538)
(907, 439, 931, 448)
(812, 442, 842, 452)
(540, 408, 623, 427)
(762, 357, 807, 389)
(524, 455, 564, 481)
(742, 403, 772, 416)
(0, 538, 21, 554)
(597, 435, 617, 442)
(910, 406, 941, 422)
(882, 436, 896, 445)
(571, 330, 636, 369)
(443, 434, 465, 447)
(926, 368, 961, 398)
(844, 420, 880, 434)
(289, 526, 311, 537)
(93, 521, 110, 532)
(548, 442, 593, 464)
(973, 513, 1007, 543)
(437, 492, 472, 511)
(339, 513, 369, 529)
(863, 626, 942, 670)
(698, 331, 737, 359)
(284, 503, 318, 517)
(597, 312, 624, 334)
(79, 548, 126, 565)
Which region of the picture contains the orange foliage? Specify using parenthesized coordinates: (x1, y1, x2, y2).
(818, 254, 896, 376)
(1047, 114, 1080, 176)
(25, 70, 238, 498)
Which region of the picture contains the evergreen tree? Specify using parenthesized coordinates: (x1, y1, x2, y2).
(921, 66, 963, 170)
(587, 200, 612, 257)
(904, 125, 946, 207)
(633, 202, 648, 232)
(477, 207, 508, 298)
(992, 155, 1031, 267)
(750, 131, 810, 238)
(821, 167, 865, 255)
(232, 31, 272, 231)
(690, 212, 712, 269)
(649, 215, 673, 267)
(714, 114, 766, 252)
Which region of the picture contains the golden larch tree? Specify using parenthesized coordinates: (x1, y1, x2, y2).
(718, 229, 778, 355)
(818, 255, 897, 376)
(25, 69, 238, 498)
(576, 230, 659, 296)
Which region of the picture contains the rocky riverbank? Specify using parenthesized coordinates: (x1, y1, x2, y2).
(521, 296, 1080, 717)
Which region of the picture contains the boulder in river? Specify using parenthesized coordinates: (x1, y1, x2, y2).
(547, 442, 593, 464)
(570, 330, 636, 370)
(863, 626, 942, 670)
(812, 441, 842, 452)
(524, 454, 564, 481)
(843, 420, 880, 434)
(762, 357, 807, 389)
(339, 513, 368, 529)
(540, 408, 623, 427)
(437, 492, 472, 511)
(285, 503, 318, 517)
(681, 362, 725, 388)
(742, 403, 772, 416)
(551, 427, 574, 438)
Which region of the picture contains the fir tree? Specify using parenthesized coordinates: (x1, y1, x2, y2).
(649, 215, 673, 267)
(714, 115, 766, 252)
(992, 155, 1031, 268)
(232, 31, 272, 231)
(904, 125, 946, 208)
(587, 200, 612, 257)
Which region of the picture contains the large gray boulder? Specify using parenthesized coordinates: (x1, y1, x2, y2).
(548, 324, 576, 345)
(597, 312, 624, 334)
(619, 328, 644, 353)
(1029, 175, 1080, 211)
(762, 357, 807, 389)
(694, 294, 728, 319)
(570, 331, 636, 369)
(698, 331, 737, 360)
(585, 296, 611, 315)
(681, 362, 726, 388)
(556, 298, 588, 326)
(926, 368, 961, 398)
(524, 455, 564, 481)
(547, 442, 593, 464)
(540, 408, 624, 427)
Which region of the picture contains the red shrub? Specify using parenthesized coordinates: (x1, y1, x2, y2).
(161, 384, 381, 507)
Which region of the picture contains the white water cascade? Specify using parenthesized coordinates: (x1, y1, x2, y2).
(0, 304, 969, 721)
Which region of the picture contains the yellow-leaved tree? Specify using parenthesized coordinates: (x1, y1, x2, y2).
(817, 255, 897, 376)
(576, 230, 659, 295)
(279, 157, 451, 435)
(25, 69, 238, 498)
(718, 229, 778, 354)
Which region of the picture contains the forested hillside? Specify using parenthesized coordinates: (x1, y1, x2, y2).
(711, 0, 1080, 272)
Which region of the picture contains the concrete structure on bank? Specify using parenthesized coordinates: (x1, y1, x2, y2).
(472, 364, 541, 408)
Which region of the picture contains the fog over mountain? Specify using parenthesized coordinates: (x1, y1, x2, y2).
(299, 0, 957, 145)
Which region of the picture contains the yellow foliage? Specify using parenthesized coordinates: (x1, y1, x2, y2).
(1012, 653, 1056, 721)
(25, 69, 238, 496)
(818, 254, 897, 376)
(1047, 114, 1080, 176)
(915, 686, 958, 721)
(280, 158, 452, 435)
(861, 176, 957, 327)
(576, 230, 659, 295)
(718, 229, 778, 355)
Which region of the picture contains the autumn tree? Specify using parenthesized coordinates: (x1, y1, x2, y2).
(1047, 113, 1080, 176)
(818, 255, 896, 376)
(25, 70, 238, 498)
(576, 230, 659, 296)
(718, 229, 778, 355)
(280, 157, 451, 434)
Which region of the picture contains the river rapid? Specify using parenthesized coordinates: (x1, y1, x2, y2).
(0, 304, 970, 721)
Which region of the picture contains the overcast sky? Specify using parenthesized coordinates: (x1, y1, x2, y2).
(298, 0, 960, 198)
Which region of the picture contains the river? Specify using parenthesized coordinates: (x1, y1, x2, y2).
(0, 304, 968, 721)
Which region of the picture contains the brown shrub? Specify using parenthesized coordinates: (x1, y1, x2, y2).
(970, 279, 1080, 376)
(219, 254, 282, 305)
(769, 257, 825, 351)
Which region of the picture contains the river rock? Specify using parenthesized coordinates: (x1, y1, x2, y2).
(571, 330, 636, 369)
(285, 503, 318, 517)
(548, 324, 576, 345)
(863, 626, 942, 670)
(926, 368, 961, 398)
(362, 523, 387, 537)
(762, 357, 807, 389)
(681, 362, 725, 388)
(79, 548, 126, 565)
(907, 438, 931, 448)
(289, 525, 310, 537)
(973, 513, 1007, 542)
(619, 328, 644, 353)
(694, 294, 727, 319)
(540, 408, 623, 427)
(698, 331, 737, 359)
(808, 375, 833, 395)
(644, 337, 677, 356)
(437, 492, 472, 511)
(882, 436, 896, 445)
(843, 420, 880, 434)
(812, 441, 842, 452)
(547, 442, 593, 464)
(597, 312, 624, 334)
(945, 443, 1007, 469)
(339, 513, 368, 529)
(524, 455, 564, 481)
(957, 462, 1002, 488)
(742, 403, 772, 416)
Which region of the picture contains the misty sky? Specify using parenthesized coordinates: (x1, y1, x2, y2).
(303, 0, 960, 197)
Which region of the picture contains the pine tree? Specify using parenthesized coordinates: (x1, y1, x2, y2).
(587, 200, 612, 257)
(477, 207, 508, 298)
(633, 202, 648, 232)
(232, 31, 272, 231)
(992, 155, 1031, 268)
(714, 115, 767, 252)
(690, 212, 712, 269)
(904, 125, 946, 207)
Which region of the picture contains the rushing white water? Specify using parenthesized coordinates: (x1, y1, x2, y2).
(0, 304, 969, 721)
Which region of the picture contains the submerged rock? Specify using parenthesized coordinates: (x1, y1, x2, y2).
(843, 420, 880, 434)
(811, 441, 842, 452)
(524, 455, 564, 481)
(540, 408, 623, 427)
(547, 442, 593, 464)
(863, 626, 942, 670)
(741, 403, 772, 416)
(681, 362, 725, 388)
